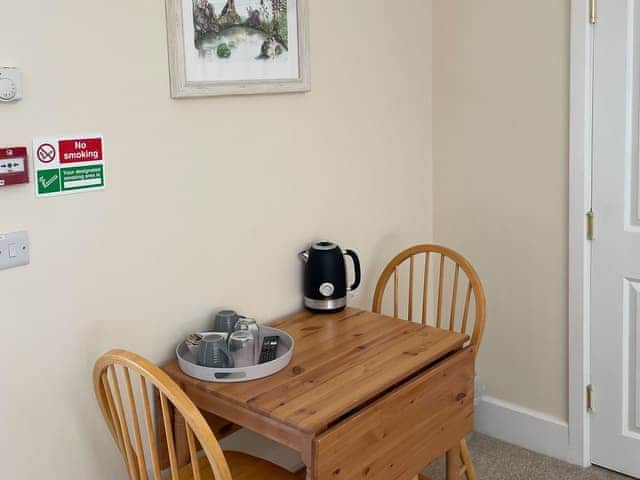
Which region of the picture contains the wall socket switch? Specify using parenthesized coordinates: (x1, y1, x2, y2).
(0, 231, 29, 271)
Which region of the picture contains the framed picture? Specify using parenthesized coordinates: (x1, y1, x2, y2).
(165, 0, 311, 98)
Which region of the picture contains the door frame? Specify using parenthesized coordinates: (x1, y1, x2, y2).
(569, 0, 593, 468)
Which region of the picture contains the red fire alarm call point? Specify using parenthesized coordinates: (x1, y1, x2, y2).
(0, 147, 29, 187)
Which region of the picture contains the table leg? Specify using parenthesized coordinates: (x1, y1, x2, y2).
(153, 387, 171, 470)
(173, 410, 190, 468)
(446, 446, 462, 480)
(154, 387, 192, 470)
(293, 466, 307, 479)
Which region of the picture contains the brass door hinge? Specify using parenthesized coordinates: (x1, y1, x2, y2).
(590, 0, 598, 24)
(587, 384, 594, 412)
(587, 210, 595, 240)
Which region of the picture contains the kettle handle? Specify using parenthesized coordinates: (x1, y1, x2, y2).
(344, 249, 361, 292)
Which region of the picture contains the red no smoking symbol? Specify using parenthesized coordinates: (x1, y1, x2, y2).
(37, 144, 56, 163)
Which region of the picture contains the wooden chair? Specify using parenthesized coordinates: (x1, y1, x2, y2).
(372, 244, 487, 480)
(93, 349, 298, 480)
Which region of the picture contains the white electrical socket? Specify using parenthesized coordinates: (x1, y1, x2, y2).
(0, 231, 30, 271)
(0, 68, 22, 102)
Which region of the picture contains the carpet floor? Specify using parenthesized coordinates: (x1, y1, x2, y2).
(424, 434, 633, 480)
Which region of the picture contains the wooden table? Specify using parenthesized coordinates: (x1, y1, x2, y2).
(163, 307, 475, 480)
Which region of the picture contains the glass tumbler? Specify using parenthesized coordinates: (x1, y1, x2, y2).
(235, 317, 261, 361)
(228, 330, 256, 368)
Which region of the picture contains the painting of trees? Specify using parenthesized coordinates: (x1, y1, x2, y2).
(192, 0, 290, 53)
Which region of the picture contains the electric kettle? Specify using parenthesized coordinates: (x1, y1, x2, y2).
(299, 241, 361, 312)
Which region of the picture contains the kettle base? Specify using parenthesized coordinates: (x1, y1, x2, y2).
(305, 306, 346, 314)
(303, 297, 347, 312)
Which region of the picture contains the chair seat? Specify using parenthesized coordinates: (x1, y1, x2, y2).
(178, 451, 299, 480)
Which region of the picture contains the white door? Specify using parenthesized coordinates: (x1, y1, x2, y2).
(591, 0, 640, 476)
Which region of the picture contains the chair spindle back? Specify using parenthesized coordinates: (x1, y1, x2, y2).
(93, 349, 233, 480)
(372, 244, 487, 352)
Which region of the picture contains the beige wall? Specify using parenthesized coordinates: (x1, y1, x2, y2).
(1, 0, 574, 473)
(433, 0, 570, 420)
(0, 1, 432, 477)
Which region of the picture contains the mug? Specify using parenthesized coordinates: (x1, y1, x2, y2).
(213, 310, 240, 334)
(196, 333, 234, 368)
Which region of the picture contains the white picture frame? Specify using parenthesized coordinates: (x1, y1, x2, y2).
(165, 0, 311, 98)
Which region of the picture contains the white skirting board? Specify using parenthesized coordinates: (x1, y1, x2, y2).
(220, 429, 305, 472)
(474, 395, 571, 463)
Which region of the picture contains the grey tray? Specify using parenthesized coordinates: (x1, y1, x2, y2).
(176, 326, 294, 383)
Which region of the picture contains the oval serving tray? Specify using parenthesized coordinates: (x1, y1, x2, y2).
(176, 326, 294, 383)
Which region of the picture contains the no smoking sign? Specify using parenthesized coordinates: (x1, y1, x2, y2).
(36, 144, 56, 164)
(33, 134, 105, 197)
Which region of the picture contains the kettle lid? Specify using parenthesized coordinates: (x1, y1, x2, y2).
(311, 241, 338, 251)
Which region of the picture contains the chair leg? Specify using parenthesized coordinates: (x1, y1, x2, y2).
(420, 439, 475, 480)
(460, 439, 477, 480)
